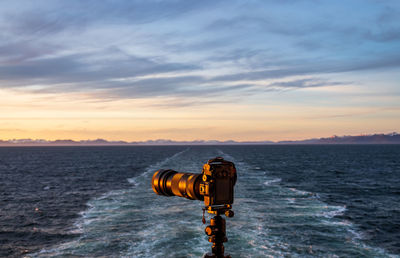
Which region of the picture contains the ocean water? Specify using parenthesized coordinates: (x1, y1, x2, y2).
(0, 145, 399, 257)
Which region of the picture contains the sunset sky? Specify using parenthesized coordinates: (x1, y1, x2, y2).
(1, 0, 399, 141)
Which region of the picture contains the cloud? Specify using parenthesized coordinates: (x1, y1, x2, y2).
(268, 79, 347, 89)
(2, 0, 218, 38)
(207, 16, 309, 37)
(101, 75, 207, 98)
(0, 0, 399, 106)
(90, 78, 254, 100)
(0, 47, 200, 88)
(212, 54, 400, 82)
(0, 45, 373, 101)
(363, 28, 400, 42)
(0, 41, 60, 64)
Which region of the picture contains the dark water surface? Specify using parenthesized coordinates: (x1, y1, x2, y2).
(0, 146, 185, 257)
(0, 145, 399, 257)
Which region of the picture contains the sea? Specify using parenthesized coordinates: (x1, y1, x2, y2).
(0, 145, 399, 257)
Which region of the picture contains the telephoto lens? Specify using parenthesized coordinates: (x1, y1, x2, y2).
(151, 169, 204, 201)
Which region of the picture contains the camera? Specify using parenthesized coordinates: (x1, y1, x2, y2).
(151, 157, 237, 208)
(151, 157, 237, 257)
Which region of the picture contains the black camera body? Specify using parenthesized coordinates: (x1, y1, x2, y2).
(200, 157, 237, 207)
(151, 157, 237, 208)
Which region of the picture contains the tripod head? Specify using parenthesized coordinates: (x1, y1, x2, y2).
(202, 205, 234, 258)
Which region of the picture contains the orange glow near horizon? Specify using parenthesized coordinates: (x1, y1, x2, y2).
(1, 88, 399, 142)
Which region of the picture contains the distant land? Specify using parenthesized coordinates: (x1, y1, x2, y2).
(1, 133, 399, 146)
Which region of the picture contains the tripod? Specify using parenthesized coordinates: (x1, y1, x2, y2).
(203, 206, 234, 258)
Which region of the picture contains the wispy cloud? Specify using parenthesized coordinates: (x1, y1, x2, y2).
(0, 47, 200, 87)
(268, 79, 347, 89)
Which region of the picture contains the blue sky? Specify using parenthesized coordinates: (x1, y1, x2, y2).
(0, 0, 399, 141)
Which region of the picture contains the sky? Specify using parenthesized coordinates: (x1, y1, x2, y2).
(0, 0, 399, 141)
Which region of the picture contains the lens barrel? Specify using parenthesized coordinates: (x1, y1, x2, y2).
(152, 169, 203, 201)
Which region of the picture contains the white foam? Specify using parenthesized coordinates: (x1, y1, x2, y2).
(288, 187, 312, 196)
(126, 147, 190, 184)
(286, 198, 296, 204)
(320, 205, 347, 218)
(263, 178, 282, 186)
(127, 177, 138, 185)
(322, 219, 352, 227)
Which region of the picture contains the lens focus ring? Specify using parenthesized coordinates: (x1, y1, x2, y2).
(152, 169, 177, 196)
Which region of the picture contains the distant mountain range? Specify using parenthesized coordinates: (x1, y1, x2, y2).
(1, 133, 399, 146)
(277, 132, 400, 144)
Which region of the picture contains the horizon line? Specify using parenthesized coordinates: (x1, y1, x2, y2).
(1, 132, 399, 146)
